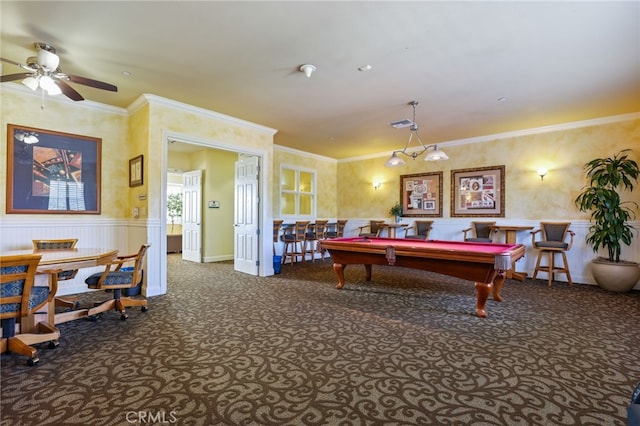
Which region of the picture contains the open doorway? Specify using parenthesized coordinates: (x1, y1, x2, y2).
(163, 138, 268, 277)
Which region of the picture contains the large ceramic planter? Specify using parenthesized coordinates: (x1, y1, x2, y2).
(591, 257, 640, 292)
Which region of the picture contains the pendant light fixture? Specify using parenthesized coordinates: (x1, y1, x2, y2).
(384, 101, 449, 167)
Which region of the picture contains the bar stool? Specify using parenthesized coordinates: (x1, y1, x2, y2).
(323, 219, 348, 258)
(304, 220, 328, 262)
(281, 221, 309, 265)
(531, 222, 575, 287)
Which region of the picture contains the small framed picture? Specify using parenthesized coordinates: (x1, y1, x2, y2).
(451, 165, 505, 217)
(129, 155, 144, 187)
(399, 172, 443, 217)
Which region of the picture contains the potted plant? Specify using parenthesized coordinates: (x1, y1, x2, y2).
(167, 193, 183, 234)
(574, 149, 640, 292)
(389, 202, 403, 224)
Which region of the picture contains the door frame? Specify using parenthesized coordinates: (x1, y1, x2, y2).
(160, 130, 274, 281)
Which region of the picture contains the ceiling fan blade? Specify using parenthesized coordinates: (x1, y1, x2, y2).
(56, 79, 84, 101)
(1, 57, 37, 72)
(1, 72, 33, 82)
(64, 74, 117, 92)
(1, 57, 23, 66)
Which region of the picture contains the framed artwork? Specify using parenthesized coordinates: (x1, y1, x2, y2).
(6, 124, 101, 214)
(129, 155, 144, 187)
(399, 172, 443, 217)
(451, 165, 505, 217)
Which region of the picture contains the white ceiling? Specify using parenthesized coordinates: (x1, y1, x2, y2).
(1, 1, 638, 160)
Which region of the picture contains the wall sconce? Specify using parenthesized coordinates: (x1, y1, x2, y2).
(537, 169, 548, 181)
(373, 181, 382, 190)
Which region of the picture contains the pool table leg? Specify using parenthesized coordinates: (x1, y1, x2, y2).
(474, 282, 492, 318)
(333, 263, 346, 289)
(333, 263, 373, 289)
(492, 271, 507, 302)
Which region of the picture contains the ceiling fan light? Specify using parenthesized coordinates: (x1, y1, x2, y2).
(37, 48, 60, 71)
(39, 76, 62, 95)
(385, 152, 406, 167)
(425, 146, 449, 161)
(22, 76, 39, 91)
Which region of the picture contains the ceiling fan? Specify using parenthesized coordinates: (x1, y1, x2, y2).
(1, 42, 117, 101)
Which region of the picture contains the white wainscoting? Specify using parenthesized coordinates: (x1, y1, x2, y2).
(341, 218, 640, 289)
(0, 217, 166, 297)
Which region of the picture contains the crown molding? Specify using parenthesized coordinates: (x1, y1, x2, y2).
(274, 144, 337, 163)
(129, 93, 278, 136)
(0, 82, 128, 115)
(339, 112, 640, 163)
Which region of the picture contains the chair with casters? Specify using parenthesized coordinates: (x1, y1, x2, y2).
(281, 221, 310, 266)
(273, 220, 284, 256)
(304, 220, 328, 262)
(462, 221, 496, 243)
(84, 244, 151, 321)
(358, 220, 386, 238)
(33, 238, 80, 310)
(405, 221, 434, 240)
(0, 253, 60, 366)
(531, 222, 575, 287)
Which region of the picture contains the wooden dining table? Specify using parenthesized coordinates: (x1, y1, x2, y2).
(1, 248, 118, 330)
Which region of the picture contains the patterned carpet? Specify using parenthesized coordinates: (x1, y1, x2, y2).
(1, 254, 639, 425)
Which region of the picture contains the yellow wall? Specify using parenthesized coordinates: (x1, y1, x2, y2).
(273, 148, 338, 219)
(166, 147, 238, 259)
(202, 149, 237, 259)
(337, 119, 640, 220)
(128, 103, 150, 219)
(1, 90, 129, 218)
(145, 99, 275, 221)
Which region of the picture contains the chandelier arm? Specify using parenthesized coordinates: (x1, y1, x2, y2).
(385, 100, 450, 167)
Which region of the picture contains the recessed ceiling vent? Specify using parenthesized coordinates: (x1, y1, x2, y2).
(389, 119, 415, 129)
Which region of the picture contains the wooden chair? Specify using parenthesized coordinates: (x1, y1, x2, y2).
(325, 219, 348, 239)
(531, 222, 575, 287)
(0, 253, 60, 366)
(358, 220, 385, 238)
(84, 244, 151, 321)
(405, 220, 434, 240)
(281, 221, 310, 265)
(322, 220, 348, 258)
(273, 220, 284, 256)
(33, 238, 80, 309)
(462, 221, 496, 243)
(304, 220, 328, 262)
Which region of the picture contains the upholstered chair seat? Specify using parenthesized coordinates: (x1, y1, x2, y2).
(84, 244, 150, 321)
(85, 271, 137, 287)
(405, 221, 433, 240)
(1, 254, 60, 366)
(462, 222, 496, 243)
(358, 220, 385, 238)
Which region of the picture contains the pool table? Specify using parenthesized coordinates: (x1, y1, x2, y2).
(319, 237, 525, 318)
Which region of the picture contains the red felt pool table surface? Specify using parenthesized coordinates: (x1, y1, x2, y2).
(319, 237, 526, 318)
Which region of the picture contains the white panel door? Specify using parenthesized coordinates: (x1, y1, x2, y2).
(182, 170, 202, 263)
(234, 156, 259, 275)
